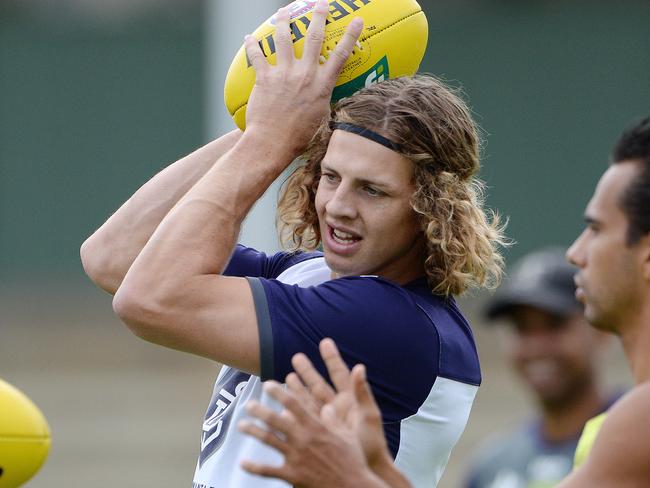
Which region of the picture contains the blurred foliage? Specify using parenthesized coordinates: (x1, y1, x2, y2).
(0, 6, 203, 283)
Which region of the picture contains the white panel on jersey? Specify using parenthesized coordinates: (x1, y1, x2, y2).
(276, 256, 330, 286)
(394, 377, 479, 488)
(193, 257, 331, 488)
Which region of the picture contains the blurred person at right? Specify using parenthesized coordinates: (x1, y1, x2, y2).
(464, 247, 619, 488)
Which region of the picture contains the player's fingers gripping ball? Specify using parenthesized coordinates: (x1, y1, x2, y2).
(225, 0, 429, 130)
(0, 378, 51, 488)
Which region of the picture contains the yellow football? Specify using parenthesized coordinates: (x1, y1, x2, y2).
(0, 378, 51, 488)
(224, 0, 428, 130)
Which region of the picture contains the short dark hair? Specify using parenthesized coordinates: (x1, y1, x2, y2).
(611, 116, 650, 245)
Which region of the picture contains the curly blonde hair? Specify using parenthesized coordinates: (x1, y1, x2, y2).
(277, 75, 508, 295)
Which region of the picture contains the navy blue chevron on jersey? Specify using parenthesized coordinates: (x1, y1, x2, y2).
(199, 368, 252, 468)
(192, 245, 481, 488)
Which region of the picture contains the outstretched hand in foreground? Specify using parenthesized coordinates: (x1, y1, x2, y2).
(239, 339, 413, 488)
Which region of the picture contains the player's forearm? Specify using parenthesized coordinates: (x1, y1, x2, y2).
(370, 453, 413, 488)
(80, 129, 242, 294)
(337, 469, 391, 488)
(113, 128, 293, 315)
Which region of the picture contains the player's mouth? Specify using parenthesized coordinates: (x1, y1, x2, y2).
(521, 359, 563, 396)
(325, 225, 362, 254)
(522, 359, 559, 382)
(574, 276, 586, 303)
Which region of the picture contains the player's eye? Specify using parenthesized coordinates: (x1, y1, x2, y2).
(363, 185, 383, 197)
(587, 223, 600, 234)
(322, 173, 338, 184)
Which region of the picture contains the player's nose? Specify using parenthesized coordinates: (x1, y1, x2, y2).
(325, 185, 357, 220)
(566, 230, 586, 268)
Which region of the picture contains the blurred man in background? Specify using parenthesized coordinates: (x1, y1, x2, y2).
(465, 248, 617, 488)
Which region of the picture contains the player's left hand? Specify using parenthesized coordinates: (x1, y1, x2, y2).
(239, 379, 381, 488)
(243, 0, 363, 160)
(238, 339, 392, 487)
(289, 339, 390, 468)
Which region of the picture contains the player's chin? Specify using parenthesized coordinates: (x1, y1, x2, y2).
(323, 253, 361, 278)
(583, 307, 613, 332)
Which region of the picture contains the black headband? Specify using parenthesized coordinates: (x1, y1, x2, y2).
(330, 122, 402, 153)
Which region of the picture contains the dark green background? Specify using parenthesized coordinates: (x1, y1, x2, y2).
(2, 0, 649, 284)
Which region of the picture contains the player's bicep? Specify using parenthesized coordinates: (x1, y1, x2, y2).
(114, 275, 261, 374)
(559, 388, 650, 488)
(593, 393, 650, 483)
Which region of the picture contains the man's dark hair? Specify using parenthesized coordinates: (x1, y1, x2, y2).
(612, 116, 650, 245)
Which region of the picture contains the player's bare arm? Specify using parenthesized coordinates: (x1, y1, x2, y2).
(111, 2, 363, 374)
(80, 130, 242, 295)
(557, 383, 650, 488)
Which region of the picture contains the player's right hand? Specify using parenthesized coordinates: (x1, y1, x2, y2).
(243, 0, 363, 160)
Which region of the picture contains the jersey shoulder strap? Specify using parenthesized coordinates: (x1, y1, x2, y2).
(574, 412, 608, 469)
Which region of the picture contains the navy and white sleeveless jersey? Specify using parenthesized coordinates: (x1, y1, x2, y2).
(192, 245, 481, 488)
